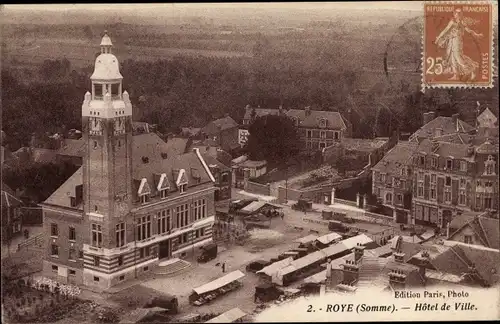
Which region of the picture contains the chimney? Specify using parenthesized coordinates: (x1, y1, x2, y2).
(341, 259, 359, 285)
(394, 251, 405, 263)
(305, 106, 311, 116)
(388, 269, 406, 290)
(417, 251, 430, 281)
(354, 243, 365, 262)
(434, 127, 443, 137)
(467, 144, 475, 156)
(423, 112, 435, 125)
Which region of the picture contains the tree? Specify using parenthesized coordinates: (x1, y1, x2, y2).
(244, 115, 300, 164)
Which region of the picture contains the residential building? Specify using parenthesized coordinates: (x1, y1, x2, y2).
(241, 105, 350, 153)
(411, 137, 499, 228)
(40, 32, 218, 290)
(372, 142, 418, 224)
(1, 182, 23, 243)
(201, 115, 240, 155)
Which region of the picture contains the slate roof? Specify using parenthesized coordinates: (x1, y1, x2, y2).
(428, 243, 500, 286)
(411, 116, 474, 140)
(202, 116, 238, 135)
(417, 138, 473, 160)
(43, 134, 214, 210)
(57, 139, 85, 157)
(449, 216, 500, 250)
(372, 141, 417, 173)
(340, 138, 387, 152)
(244, 107, 347, 130)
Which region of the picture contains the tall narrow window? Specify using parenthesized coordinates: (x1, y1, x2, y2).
(193, 199, 207, 221)
(51, 223, 58, 237)
(176, 204, 189, 227)
(91, 224, 102, 247)
(69, 226, 76, 241)
(115, 222, 126, 247)
(137, 216, 152, 241)
(158, 210, 171, 234)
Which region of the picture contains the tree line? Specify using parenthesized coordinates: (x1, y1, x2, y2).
(2, 49, 467, 151)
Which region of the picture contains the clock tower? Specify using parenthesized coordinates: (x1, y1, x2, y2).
(81, 31, 133, 246)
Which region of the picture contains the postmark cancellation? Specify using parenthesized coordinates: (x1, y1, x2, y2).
(422, 1, 496, 90)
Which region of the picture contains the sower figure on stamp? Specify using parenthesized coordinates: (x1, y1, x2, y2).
(435, 8, 483, 81)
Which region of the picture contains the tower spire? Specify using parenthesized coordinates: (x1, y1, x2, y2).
(100, 30, 113, 54)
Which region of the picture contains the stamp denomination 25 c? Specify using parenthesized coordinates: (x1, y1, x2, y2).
(423, 1, 495, 89)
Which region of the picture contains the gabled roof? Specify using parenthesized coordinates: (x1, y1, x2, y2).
(477, 107, 498, 128)
(176, 169, 188, 186)
(202, 116, 238, 135)
(244, 107, 347, 130)
(411, 116, 474, 140)
(449, 216, 500, 250)
(1, 182, 22, 208)
(372, 141, 418, 173)
(43, 167, 83, 209)
(429, 243, 500, 286)
(138, 178, 151, 196)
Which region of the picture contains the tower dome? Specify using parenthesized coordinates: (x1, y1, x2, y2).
(91, 31, 123, 81)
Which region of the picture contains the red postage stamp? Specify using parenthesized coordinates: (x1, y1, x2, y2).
(423, 1, 495, 89)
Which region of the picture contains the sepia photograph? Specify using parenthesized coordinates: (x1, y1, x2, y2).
(0, 2, 498, 323)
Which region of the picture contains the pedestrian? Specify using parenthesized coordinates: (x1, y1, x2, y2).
(222, 262, 226, 273)
(281, 212, 284, 220)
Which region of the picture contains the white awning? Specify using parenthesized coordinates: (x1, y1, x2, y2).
(316, 232, 342, 245)
(193, 270, 245, 295)
(257, 257, 293, 277)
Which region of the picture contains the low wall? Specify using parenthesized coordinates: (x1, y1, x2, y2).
(245, 180, 271, 196)
(334, 198, 358, 208)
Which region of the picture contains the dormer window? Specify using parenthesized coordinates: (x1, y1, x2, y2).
(319, 118, 327, 128)
(160, 189, 168, 199)
(137, 178, 151, 204)
(140, 194, 150, 204)
(176, 169, 189, 194)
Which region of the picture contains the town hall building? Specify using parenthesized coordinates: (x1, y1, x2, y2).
(40, 32, 218, 290)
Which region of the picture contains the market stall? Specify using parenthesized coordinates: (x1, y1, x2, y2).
(189, 270, 246, 306)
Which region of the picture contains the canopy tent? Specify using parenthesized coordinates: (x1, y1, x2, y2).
(193, 270, 245, 296)
(205, 308, 247, 323)
(257, 257, 293, 277)
(316, 232, 342, 245)
(295, 234, 319, 245)
(239, 201, 283, 214)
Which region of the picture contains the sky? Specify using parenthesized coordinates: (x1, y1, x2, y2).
(2, 2, 424, 12)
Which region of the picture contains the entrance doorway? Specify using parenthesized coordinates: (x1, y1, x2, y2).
(442, 210, 452, 228)
(158, 240, 170, 260)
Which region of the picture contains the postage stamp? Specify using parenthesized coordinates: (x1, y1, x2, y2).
(422, 1, 495, 89)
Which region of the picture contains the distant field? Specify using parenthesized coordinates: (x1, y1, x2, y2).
(3, 37, 254, 69)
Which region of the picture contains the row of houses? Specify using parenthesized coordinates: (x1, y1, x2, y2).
(372, 108, 499, 230)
